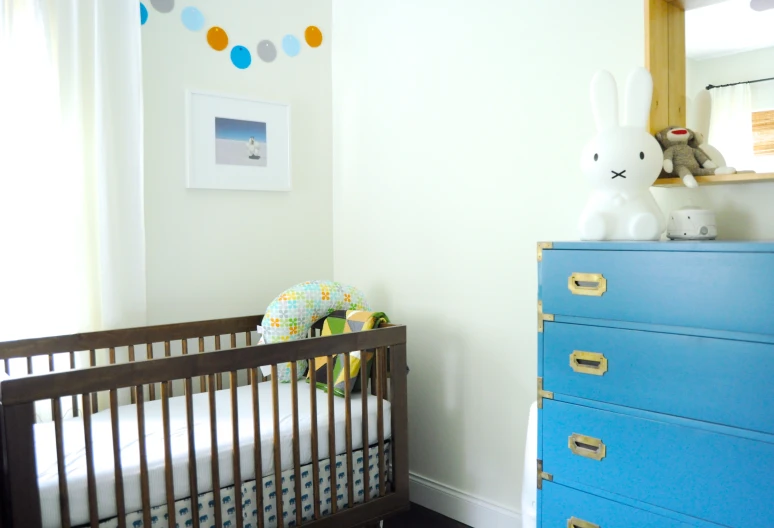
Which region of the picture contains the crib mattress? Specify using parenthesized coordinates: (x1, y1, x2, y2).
(34, 381, 392, 528)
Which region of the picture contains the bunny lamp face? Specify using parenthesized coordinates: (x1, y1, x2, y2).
(581, 127, 663, 191)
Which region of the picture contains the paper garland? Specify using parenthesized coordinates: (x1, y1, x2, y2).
(141, 2, 323, 70)
(206, 26, 228, 51)
(181, 6, 204, 31)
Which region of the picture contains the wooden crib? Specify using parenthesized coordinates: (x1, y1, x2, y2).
(0, 315, 408, 528)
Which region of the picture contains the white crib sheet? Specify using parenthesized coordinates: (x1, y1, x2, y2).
(34, 381, 392, 528)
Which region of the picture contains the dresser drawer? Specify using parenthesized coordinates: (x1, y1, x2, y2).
(541, 481, 698, 527)
(543, 322, 774, 435)
(542, 399, 774, 528)
(540, 249, 774, 335)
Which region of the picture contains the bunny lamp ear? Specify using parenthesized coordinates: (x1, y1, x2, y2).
(590, 70, 619, 131)
(623, 67, 653, 128)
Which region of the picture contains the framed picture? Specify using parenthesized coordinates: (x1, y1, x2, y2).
(186, 91, 291, 191)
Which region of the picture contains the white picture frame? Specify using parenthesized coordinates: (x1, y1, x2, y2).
(186, 90, 291, 191)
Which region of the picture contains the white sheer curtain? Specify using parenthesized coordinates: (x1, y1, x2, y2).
(708, 84, 754, 171)
(0, 0, 146, 347)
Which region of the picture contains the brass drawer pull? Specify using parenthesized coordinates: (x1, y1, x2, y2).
(568, 273, 607, 296)
(568, 517, 600, 528)
(570, 351, 608, 376)
(568, 433, 606, 461)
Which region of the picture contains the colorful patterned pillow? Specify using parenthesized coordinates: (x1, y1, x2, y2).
(261, 281, 370, 382)
(307, 310, 389, 396)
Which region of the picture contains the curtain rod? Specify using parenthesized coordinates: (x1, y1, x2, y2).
(706, 76, 774, 90)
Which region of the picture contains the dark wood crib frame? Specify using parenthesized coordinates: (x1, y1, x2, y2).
(0, 315, 408, 528)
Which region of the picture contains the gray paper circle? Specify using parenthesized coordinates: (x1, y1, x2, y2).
(150, 0, 174, 14)
(257, 40, 277, 63)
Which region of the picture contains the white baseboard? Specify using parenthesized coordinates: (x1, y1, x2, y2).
(409, 472, 523, 527)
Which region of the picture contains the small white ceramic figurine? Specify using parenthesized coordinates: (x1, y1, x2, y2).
(246, 136, 261, 158)
(578, 68, 666, 241)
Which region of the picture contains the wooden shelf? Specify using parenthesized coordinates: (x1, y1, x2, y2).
(652, 172, 774, 188)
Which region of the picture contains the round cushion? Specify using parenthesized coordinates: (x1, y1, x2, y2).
(263, 280, 370, 382)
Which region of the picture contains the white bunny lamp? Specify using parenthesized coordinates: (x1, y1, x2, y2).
(578, 68, 666, 241)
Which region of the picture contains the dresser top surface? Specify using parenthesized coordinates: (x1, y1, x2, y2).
(546, 241, 774, 252)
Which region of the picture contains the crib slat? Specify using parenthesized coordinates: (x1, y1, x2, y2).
(215, 335, 223, 390)
(230, 371, 245, 528)
(246, 332, 253, 384)
(146, 344, 156, 401)
(185, 378, 201, 528)
(89, 350, 98, 411)
(199, 337, 206, 392)
(290, 364, 303, 526)
(129, 345, 136, 404)
(27, 355, 33, 375)
(327, 356, 337, 515)
(310, 363, 321, 519)
(136, 385, 152, 528)
(208, 373, 224, 527)
(164, 341, 173, 397)
(344, 353, 354, 508)
(109, 347, 116, 364)
(230, 332, 240, 389)
(53, 397, 72, 528)
(250, 367, 265, 528)
(376, 347, 386, 497)
(109, 390, 127, 528)
(361, 352, 370, 503)
(70, 352, 79, 417)
(271, 364, 284, 524)
(3, 358, 9, 375)
(161, 381, 177, 528)
(82, 394, 99, 527)
(49, 353, 55, 372)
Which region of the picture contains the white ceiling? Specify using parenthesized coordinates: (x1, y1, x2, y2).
(686, 0, 774, 60)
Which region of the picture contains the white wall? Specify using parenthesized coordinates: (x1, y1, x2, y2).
(142, 0, 333, 324)
(332, 1, 644, 522)
(654, 46, 774, 240)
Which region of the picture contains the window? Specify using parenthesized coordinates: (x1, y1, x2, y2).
(752, 110, 774, 156)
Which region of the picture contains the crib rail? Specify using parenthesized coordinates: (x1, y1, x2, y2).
(0, 315, 265, 415)
(0, 323, 408, 528)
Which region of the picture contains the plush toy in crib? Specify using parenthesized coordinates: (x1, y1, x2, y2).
(578, 67, 666, 241)
(655, 126, 736, 188)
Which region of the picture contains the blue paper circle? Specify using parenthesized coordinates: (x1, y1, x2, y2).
(140, 2, 148, 25)
(181, 6, 204, 31)
(230, 46, 252, 69)
(282, 35, 301, 57)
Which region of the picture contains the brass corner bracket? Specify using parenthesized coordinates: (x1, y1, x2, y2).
(538, 300, 554, 333)
(537, 241, 553, 262)
(538, 377, 554, 409)
(537, 459, 553, 490)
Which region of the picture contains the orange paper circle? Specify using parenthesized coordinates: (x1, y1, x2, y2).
(305, 26, 323, 48)
(207, 26, 229, 51)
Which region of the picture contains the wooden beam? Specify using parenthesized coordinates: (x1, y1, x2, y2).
(645, 0, 687, 134)
(667, 3, 686, 128)
(646, 0, 671, 134)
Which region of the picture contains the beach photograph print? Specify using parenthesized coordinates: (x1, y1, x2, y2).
(215, 117, 267, 167)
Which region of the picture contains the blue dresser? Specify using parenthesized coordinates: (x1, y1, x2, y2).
(536, 241, 774, 527)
